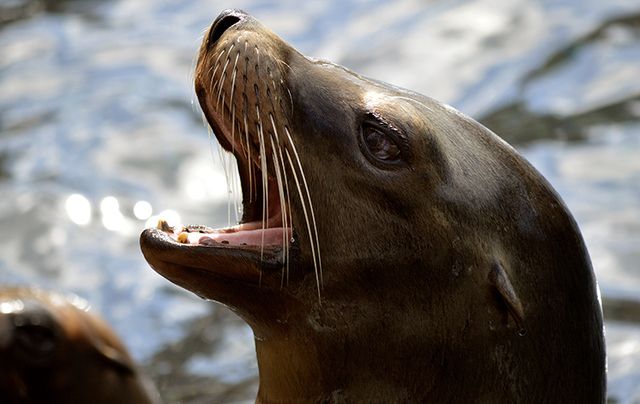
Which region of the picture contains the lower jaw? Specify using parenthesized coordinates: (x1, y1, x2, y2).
(140, 227, 288, 280)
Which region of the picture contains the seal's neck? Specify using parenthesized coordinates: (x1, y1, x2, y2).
(253, 326, 439, 403)
(254, 335, 330, 403)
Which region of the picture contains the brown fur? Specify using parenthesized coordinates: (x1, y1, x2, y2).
(141, 9, 605, 403)
(0, 287, 160, 404)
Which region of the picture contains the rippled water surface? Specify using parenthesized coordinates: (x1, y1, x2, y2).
(1, 0, 639, 402)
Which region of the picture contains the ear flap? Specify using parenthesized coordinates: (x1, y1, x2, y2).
(92, 340, 136, 375)
(81, 316, 136, 376)
(488, 262, 525, 333)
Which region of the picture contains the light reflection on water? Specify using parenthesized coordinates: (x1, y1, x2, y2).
(134, 200, 153, 220)
(65, 193, 92, 226)
(1, 0, 639, 402)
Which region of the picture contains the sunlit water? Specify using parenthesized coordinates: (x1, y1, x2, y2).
(1, 0, 638, 402)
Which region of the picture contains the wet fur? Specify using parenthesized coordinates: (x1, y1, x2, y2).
(148, 10, 606, 403)
(0, 288, 159, 404)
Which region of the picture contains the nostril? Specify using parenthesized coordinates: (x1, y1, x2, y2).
(207, 9, 245, 48)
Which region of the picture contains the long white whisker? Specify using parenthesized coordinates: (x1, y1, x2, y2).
(269, 114, 290, 284)
(284, 127, 322, 288)
(210, 128, 233, 227)
(243, 108, 253, 202)
(230, 52, 239, 152)
(229, 50, 241, 222)
(270, 136, 288, 286)
(211, 45, 227, 74)
(275, 134, 293, 285)
(209, 47, 227, 95)
(216, 44, 234, 110)
(256, 105, 268, 266)
(285, 148, 321, 300)
(280, 149, 293, 284)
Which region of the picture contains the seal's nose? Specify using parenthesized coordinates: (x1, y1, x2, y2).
(207, 9, 247, 48)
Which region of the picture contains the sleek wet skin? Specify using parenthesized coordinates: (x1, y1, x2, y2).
(0, 287, 160, 404)
(140, 9, 606, 403)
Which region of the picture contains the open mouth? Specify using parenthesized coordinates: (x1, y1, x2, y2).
(153, 159, 291, 250)
(142, 10, 297, 274)
(139, 107, 295, 282)
(149, 68, 294, 253)
(153, 7, 293, 248)
(141, 9, 323, 292)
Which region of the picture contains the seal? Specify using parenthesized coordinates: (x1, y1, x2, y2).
(0, 287, 161, 404)
(140, 9, 606, 403)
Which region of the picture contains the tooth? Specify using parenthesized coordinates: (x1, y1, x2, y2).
(177, 232, 189, 244)
(185, 224, 214, 233)
(157, 219, 173, 232)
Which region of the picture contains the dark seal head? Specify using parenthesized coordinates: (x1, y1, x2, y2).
(140, 9, 606, 403)
(0, 287, 160, 404)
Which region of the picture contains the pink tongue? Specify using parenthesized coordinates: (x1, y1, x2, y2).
(185, 228, 290, 246)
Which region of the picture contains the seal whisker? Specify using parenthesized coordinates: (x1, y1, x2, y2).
(284, 127, 323, 288)
(270, 137, 288, 285)
(256, 104, 269, 266)
(216, 54, 232, 112)
(286, 87, 294, 116)
(200, 111, 208, 131)
(230, 102, 236, 153)
(221, 93, 226, 119)
(225, 152, 238, 226)
(230, 52, 240, 139)
(273, 57, 292, 73)
(208, 60, 220, 100)
(269, 116, 290, 284)
(242, 105, 254, 202)
(228, 52, 240, 222)
(208, 47, 227, 93)
(210, 43, 228, 70)
(284, 148, 321, 299)
(208, 124, 234, 227)
(229, 106, 240, 224)
(229, 106, 241, 222)
(266, 115, 293, 283)
(224, 149, 233, 226)
(276, 144, 293, 284)
(189, 37, 203, 113)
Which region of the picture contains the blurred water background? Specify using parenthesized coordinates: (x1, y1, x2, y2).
(1, 0, 639, 402)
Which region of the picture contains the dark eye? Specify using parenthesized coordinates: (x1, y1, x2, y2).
(364, 127, 401, 162)
(12, 312, 59, 364)
(15, 324, 58, 356)
(360, 117, 408, 168)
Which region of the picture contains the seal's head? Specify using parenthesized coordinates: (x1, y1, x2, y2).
(140, 9, 605, 403)
(0, 288, 159, 404)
